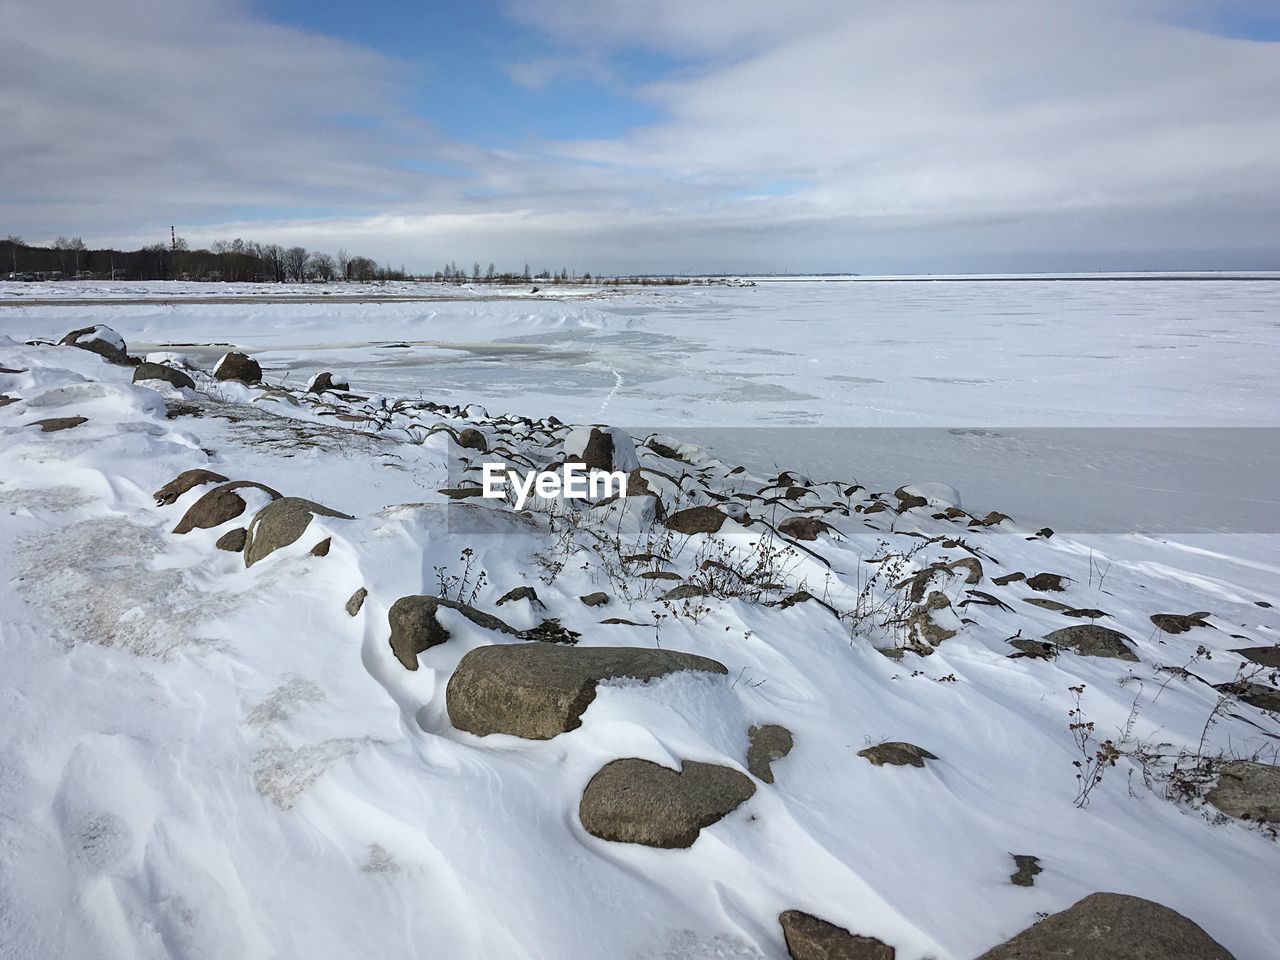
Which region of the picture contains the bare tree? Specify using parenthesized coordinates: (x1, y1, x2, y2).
(336, 248, 350, 281)
(282, 246, 308, 281)
(306, 251, 336, 281)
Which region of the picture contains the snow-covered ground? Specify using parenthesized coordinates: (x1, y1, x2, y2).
(2, 279, 1279, 959)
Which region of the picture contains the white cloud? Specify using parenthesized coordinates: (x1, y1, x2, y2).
(5, 0, 1280, 271)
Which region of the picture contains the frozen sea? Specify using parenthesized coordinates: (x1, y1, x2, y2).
(5, 275, 1278, 534)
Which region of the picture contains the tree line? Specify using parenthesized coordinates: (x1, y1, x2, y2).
(1, 235, 403, 283)
(1, 234, 702, 286)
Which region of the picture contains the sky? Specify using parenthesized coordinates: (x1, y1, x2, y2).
(3, 0, 1280, 274)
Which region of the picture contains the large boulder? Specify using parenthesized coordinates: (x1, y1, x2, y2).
(446, 643, 727, 739)
(1205, 761, 1280, 822)
(306, 371, 348, 393)
(173, 480, 281, 534)
(153, 468, 229, 506)
(578, 758, 755, 848)
(243, 496, 352, 566)
(778, 911, 895, 960)
(1234, 646, 1280, 668)
(132, 362, 195, 390)
(563, 425, 640, 473)
(975, 892, 1235, 959)
(1151, 612, 1211, 634)
(59, 325, 127, 363)
(213, 351, 262, 384)
(388, 595, 520, 670)
(1045, 624, 1138, 661)
(665, 505, 729, 535)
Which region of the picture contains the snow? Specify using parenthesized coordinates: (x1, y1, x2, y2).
(2, 278, 1279, 960)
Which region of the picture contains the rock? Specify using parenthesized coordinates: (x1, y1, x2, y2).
(1035, 527, 1054, 538)
(747, 724, 794, 783)
(975, 510, 1012, 526)
(665, 505, 729, 535)
(1009, 639, 1057, 660)
(388, 596, 520, 669)
(0, 394, 17, 407)
(244, 496, 352, 566)
(1010, 854, 1042, 887)
(132, 362, 194, 390)
(898, 482, 961, 510)
(59, 325, 127, 363)
(778, 911, 895, 960)
(906, 591, 956, 651)
(857, 742, 937, 768)
(496, 586, 542, 607)
(310, 537, 332, 557)
(662, 584, 706, 601)
(893, 486, 928, 511)
(945, 557, 983, 584)
(778, 516, 833, 541)
(437, 487, 488, 499)
(974, 892, 1235, 960)
(1062, 607, 1110, 619)
(1217, 681, 1280, 712)
(578, 758, 755, 848)
(563, 425, 640, 473)
(1025, 597, 1072, 612)
(1151, 612, 1212, 634)
(212, 351, 262, 384)
(580, 592, 610, 607)
(345, 587, 368, 616)
(215, 527, 247, 552)
(1045, 624, 1138, 661)
(174, 481, 281, 534)
(28, 416, 87, 432)
(1026, 572, 1069, 592)
(456, 427, 488, 453)
(521, 619, 581, 645)
(1234, 646, 1280, 668)
(446, 643, 727, 739)
(993, 572, 1025, 586)
(153, 468, 229, 506)
(306, 371, 348, 393)
(1205, 761, 1280, 822)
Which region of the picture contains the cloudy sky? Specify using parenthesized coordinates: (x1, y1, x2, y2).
(4, 0, 1280, 273)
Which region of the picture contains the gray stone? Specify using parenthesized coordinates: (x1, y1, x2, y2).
(346, 587, 368, 616)
(1151, 612, 1212, 634)
(1217, 681, 1280, 712)
(388, 596, 519, 669)
(446, 643, 727, 739)
(1026, 572, 1069, 592)
(662, 584, 706, 601)
(174, 481, 281, 534)
(213, 352, 262, 384)
(975, 892, 1235, 960)
(244, 496, 352, 566)
(1045, 624, 1138, 661)
(28, 416, 87, 432)
(215, 527, 247, 552)
(747, 724, 794, 783)
(153, 468, 228, 506)
(579, 592, 610, 607)
(1205, 761, 1280, 823)
(307, 372, 348, 393)
(857, 742, 936, 768)
(1234, 646, 1280, 668)
(778, 911, 895, 960)
(1009, 639, 1057, 660)
(132, 362, 195, 390)
(496, 586, 542, 607)
(1010, 854, 1042, 887)
(778, 516, 832, 541)
(59, 325, 127, 363)
(578, 758, 755, 848)
(456, 428, 488, 452)
(665, 505, 728, 535)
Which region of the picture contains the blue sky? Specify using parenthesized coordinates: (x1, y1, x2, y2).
(4, 0, 1280, 273)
